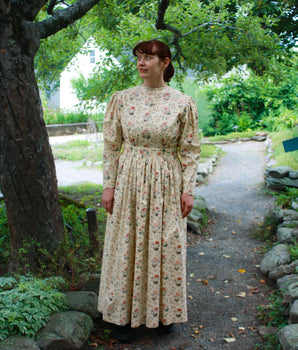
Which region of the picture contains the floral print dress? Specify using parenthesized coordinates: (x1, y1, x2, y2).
(98, 84, 200, 328)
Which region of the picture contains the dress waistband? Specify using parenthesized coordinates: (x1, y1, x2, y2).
(122, 144, 177, 157)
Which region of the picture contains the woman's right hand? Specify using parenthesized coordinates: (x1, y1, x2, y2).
(101, 188, 115, 214)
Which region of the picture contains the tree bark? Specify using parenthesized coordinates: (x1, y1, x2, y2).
(0, 14, 64, 272)
(0, 0, 101, 273)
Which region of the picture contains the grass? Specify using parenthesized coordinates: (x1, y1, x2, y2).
(200, 144, 220, 160)
(269, 130, 298, 170)
(52, 140, 104, 163)
(205, 130, 260, 141)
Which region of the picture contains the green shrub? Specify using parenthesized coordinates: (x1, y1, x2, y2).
(0, 275, 67, 340)
(43, 108, 104, 125)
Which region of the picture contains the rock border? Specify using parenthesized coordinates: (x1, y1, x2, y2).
(259, 208, 298, 350)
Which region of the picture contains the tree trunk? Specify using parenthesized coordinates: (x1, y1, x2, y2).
(0, 14, 64, 273)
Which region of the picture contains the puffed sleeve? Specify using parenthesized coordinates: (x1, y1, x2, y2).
(102, 92, 123, 189)
(178, 96, 201, 196)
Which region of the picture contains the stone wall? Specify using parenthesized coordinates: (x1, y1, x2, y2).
(265, 166, 298, 191)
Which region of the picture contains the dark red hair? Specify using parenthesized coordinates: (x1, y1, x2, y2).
(133, 39, 175, 83)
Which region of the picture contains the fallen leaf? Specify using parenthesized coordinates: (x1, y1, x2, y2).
(196, 278, 202, 282)
(260, 279, 266, 284)
(203, 279, 208, 286)
(231, 317, 238, 322)
(194, 330, 200, 334)
(238, 269, 246, 273)
(170, 348, 177, 350)
(190, 334, 197, 339)
(248, 287, 260, 295)
(223, 255, 231, 258)
(231, 231, 236, 234)
(188, 295, 193, 300)
(237, 220, 242, 223)
(224, 227, 228, 231)
(224, 337, 236, 343)
(223, 295, 230, 298)
(190, 273, 195, 277)
(237, 292, 247, 298)
(199, 252, 205, 255)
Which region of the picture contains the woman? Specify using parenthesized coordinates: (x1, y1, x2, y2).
(98, 39, 200, 341)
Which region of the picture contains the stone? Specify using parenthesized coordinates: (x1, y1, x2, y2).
(36, 311, 93, 350)
(277, 274, 298, 291)
(283, 210, 298, 222)
(260, 244, 291, 275)
(251, 135, 267, 141)
(193, 196, 208, 211)
(265, 175, 298, 190)
(290, 300, 298, 324)
(187, 220, 202, 235)
(280, 221, 298, 229)
(188, 210, 204, 222)
(64, 291, 100, 320)
(289, 171, 298, 180)
(289, 282, 298, 301)
(277, 275, 298, 313)
(79, 274, 100, 294)
(197, 159, 213, 177)
(266, 166, 293, 179)
(0, 336, 40, 350)
(278, 324, 298, 350)
(269, 260, 298, 280)
(196, 174, 205, 183)
(257, 326, 278, 339)
(277, 227, 298, 243)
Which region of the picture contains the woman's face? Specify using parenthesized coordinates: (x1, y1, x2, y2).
(136, 52, 169, 84)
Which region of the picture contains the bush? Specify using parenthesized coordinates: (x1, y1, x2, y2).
(0, 275, 67, 340)
(43, 109, 104, 125)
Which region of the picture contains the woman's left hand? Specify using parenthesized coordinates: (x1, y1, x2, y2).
(181, 192, 194, 218)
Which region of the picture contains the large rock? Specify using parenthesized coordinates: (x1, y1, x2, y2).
(277, 275, 298, 314)
(265, 166, 293, 179)
(260, 244, 291, 275)
(79, 274, 100, 294)
(277, 227, 298, 243)
(283, 210, 298, 222)
(197, 159, 213, 177)
(187, 195, 208, 234)
(290, 300, 298, 324)
(0, 336, 40, 350)
(278, 324, 298, 350)
(265, 175, 298, 190)
(64, 291, 100, 320)
(36, 311, 93, 350)
(269, 260, 298, 280)
(289, 171, 298, 180)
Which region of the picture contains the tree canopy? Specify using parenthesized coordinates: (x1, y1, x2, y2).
(35, 0, 297, 105)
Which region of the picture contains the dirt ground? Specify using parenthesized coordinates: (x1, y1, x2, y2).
(88, 140, 275, 350)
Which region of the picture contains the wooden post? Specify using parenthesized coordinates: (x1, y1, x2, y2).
(86, 208, 99, 254)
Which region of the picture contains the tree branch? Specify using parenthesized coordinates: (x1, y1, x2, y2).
(156, 0, 182, 37)
(10, 0, 48, 20)
(36, 0, 100, 39)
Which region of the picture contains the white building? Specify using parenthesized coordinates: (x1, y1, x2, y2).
(47, 38, 116, 113)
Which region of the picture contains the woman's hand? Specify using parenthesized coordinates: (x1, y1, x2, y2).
(181, 192, 194, 218)
(102, 188, 115, 214)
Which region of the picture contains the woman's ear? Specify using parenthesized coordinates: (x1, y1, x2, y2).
(163, 57, 170, 69)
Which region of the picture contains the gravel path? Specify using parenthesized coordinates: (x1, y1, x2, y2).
(90, 140, 274, 350)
